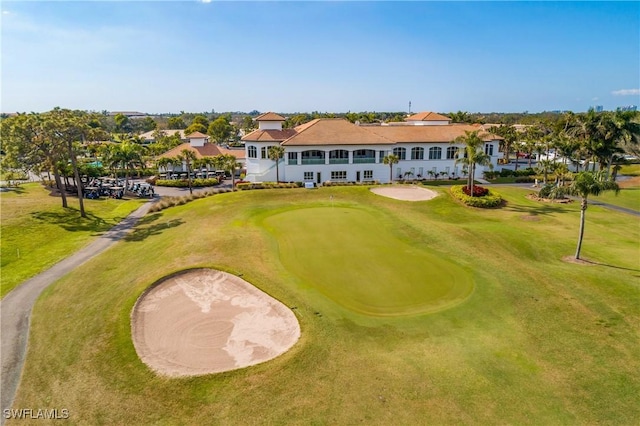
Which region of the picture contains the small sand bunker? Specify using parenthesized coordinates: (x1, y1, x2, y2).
(370, 185, 438, 201)
(131, 269, 300, 377)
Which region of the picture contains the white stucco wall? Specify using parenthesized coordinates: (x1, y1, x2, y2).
(257, 121, 283, 130)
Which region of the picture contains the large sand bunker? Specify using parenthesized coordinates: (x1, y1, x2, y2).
(370, 185, 438, 201)
(131, 269, 300, 377)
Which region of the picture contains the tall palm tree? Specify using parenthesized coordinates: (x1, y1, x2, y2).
(177, 149, 198, 194)
(215, 154, 242, 190)
(268, 145, 285, 182)
(567, 171, 619, 260)
(382, 154, 399, 183)
(156, 157, 174, 177)
(453, 130, 491, 195)
(108, 138, 145, 190)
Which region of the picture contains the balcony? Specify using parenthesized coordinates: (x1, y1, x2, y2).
(301, 159, 325, 165)
(353, 157, 376, 164)
(329, 158, 349, 164)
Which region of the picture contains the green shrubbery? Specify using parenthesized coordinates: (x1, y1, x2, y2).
(236, 182, 303, 190)
(322, 180, 381, 187)
(450, 185, 503, 208)
(155, 178, 219, 188)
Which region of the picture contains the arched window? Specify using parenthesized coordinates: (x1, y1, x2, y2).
(329, 149, 349, 164)
(353, 149, 376, 163)
(446, 146, 458, 159)
(429, 147, 442, 160)
(393, 147, 406, 160)
(248, 145, 257, 159)
(411, 147, 424, 160)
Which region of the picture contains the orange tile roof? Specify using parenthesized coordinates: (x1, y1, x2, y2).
(187, 131, 208, 138)
(254, 112, 286, 121)
(406, 111, 451, 122)
(365, 123, 503, 143)
(158, 143, 244, 160)
(241, 128, 297, 142)
(282, 119, 393, 146)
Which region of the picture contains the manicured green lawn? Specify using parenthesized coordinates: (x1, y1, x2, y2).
(619, 164, 640, 176)
(591, 187, 640, 211)
(12, 186, 640, 424)
(0, 183, 145, 297)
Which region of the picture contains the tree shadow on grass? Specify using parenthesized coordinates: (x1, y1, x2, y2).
(31, 208, 119, 233)
(502, 200, 570, 217)
(124, 215, 185, 242)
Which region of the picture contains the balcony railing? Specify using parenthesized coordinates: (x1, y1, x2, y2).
(353, 157, 376, 164)
(329, 158, 349, 164)
(301, 159, 326, 165)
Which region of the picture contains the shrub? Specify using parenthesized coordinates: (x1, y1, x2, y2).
(483, 171, 499, 179)
(236, 182, 301, 190)
(450, 185, 503, 208)
(514, 176, 537, 183)
(462, 185, 489, 197)
(155, 178, 219, 188)
(538, 184, 568, 200)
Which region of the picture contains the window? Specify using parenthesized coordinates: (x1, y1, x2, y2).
(446, 146, 458, 160)
(304, 172, 313, 180)
(353, 149, 376, 163)
(393, 147, 406, 160)
(329, 149, 349, 164)
(261, 146, 268, 159)
(248, 146, 257, 159)
(429, 147, 442, 160)
(331, 171, 347, 180)
(379, 151, 386, 162)
(485, 143, 494, 156)
(411, 147, 424, 160)
(288, 152, 298, 165)
(363, 170, 373, 180)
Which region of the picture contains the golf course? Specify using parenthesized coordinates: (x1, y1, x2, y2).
(5, 184, 640, 424)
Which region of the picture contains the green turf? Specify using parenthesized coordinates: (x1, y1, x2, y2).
(10, 185, 640, 424)
(262, 206, 472, 316)
(591, 187, 640, 211)
(0, 183, 145, 297)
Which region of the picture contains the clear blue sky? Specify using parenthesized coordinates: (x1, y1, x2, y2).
(2, 1, 638, 114)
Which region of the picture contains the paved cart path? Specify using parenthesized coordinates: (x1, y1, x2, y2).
(0, 201, 153, 422)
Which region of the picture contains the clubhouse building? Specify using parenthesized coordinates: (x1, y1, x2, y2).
(242, 112, 504, 184)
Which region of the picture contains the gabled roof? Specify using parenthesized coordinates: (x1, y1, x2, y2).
(406, 112, 451, 122)
(254, 112, 286, 121)
(158, 143, 245, 160)
(187, 131, 208, 138)
(281, 119, 394, 146)
(365, 123, 503, 143)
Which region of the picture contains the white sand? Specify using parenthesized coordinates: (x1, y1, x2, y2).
(131, 269, 300, 377)
(370, 185, 438, 201)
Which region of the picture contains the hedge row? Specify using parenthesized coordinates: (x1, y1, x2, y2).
(450, 185, 503, 208)
(322, 180, 381, 187)
(236, 182, 303, 190)
(155, 178, 219, 188)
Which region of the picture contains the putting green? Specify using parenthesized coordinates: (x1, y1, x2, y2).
(262, 206, 473, 316)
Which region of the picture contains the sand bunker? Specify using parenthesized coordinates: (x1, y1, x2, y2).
(131, 269, 300, 377)
(370, 185, 438, 201)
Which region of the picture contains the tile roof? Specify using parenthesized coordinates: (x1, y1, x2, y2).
(254, 112, 286, 121)
(187, 131, 208, 138)
(281, 119, 394, 146)
(406, 112, 451, 122)
(158, 143, 245, 160)
(241, 128, 297, 142)
(365, 123, 503, 143)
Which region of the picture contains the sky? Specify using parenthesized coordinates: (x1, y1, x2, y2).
(1, 1, 639, 114)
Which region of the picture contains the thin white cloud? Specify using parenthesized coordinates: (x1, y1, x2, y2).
(2, 10, 12, 15)
(591, 97, 599, 101)
(612, 89, 640, 96)
(199, 0, 212, 3)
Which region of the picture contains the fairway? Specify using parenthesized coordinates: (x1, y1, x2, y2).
(263, 206, 473, 316)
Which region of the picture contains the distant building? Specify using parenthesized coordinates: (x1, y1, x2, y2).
(108, 111, 148, 118)
(618, 105, 638, 112)
(593, 105, 604, 112)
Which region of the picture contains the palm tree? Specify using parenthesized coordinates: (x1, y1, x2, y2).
(108, 138, 145, 190)
(156, 157, 174, 177)
(382, 154, 399, 183)
(177, 149, 198, 194)
(268, 145, 285, 182)
(454, 130, 491, 196)
(567, 171, 619, 260)
(215, 154, 242, 190)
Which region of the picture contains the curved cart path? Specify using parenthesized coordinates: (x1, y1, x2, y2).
(0, 201, 154, 421)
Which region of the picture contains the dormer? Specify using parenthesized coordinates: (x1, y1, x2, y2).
(405, 112, 451, 126)
(255, 112, 286, 131)
(187, 131, 208, 147)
